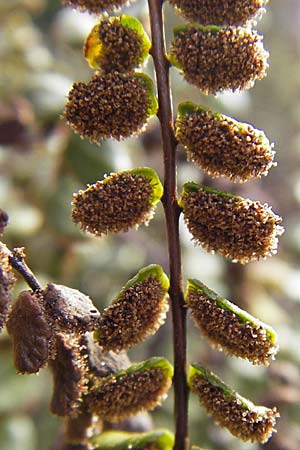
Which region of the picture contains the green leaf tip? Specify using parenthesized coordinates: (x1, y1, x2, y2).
(189, 363, 257, 410)
(127, 167, 163, 205)
(179, 182, 238, 207)
(117, 264, 170, 296)
(177, 102, 208, 118)
(91, 429, 174, 450)
(173, 23, 223, 38)
(86, 357, 173, 422)
(95, 264, 169, 352)
(189, 364, 279, 443)
(112, 356, 174, 381)
(96, 355, 173, 384)
(119, 14, 151, 47)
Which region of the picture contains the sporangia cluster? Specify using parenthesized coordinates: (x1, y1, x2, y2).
(186, 282, 278, 365)
(168, 0, 268, 26)
(87, 364, 172, 422)
(63, 0, 128, 15)
(71, 171, 157, 236)
(180, 185, 284, 263)
(170, 25, 268, 94)
(189, 366, 279, 444)
(176, 105, 275, 182)
(97, 276, 169, 352)
(64, 72, 155, 143)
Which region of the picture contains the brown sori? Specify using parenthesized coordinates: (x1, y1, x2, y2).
(176, 105, 275, 182)
(50, 333, 88, 417)
(44, 283, 101, 334)
(0, 242, 15, 331)
(6, 290, 53, 374)
(189, 365, 279, 443)
(86, 361, 172, 421)
(170, 25, 268, 94)
(168, 0, 268, 26)
(179, 184, 284, 263)
(62, 0, 130, 15)
(72, 172, 157, 236)
(185, 280, 278, 365)
(97, 276, 169, 352)
(64, 71, 155, 143)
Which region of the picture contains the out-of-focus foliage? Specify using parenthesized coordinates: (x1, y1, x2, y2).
(0, 0, 299, 449)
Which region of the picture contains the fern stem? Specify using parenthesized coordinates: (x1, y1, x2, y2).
(8, 248, 42, 291)
(148, 1, 189, 448)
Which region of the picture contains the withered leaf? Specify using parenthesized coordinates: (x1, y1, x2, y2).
(50, 333, 88, 417)
(6, 290, 52, 373)
(44, 283, 101, 334)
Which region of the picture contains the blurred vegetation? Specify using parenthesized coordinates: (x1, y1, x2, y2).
(0, 0, 299, 449)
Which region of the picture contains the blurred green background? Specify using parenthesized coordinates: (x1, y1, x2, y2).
(0, 0, 299, 449)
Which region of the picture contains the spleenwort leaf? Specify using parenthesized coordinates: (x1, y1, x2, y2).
(95, 264, 169, 352)
(86, 357, 173, 421)
(64, 72, 158, 143)
(167, 0, 268, 26)
(185, 279, 278, 365)
(169, 24, 268, 94)
(72, 168, 163, 236)
(176, 101, 275, 182)
(179, 182, 284, 263)
(189, 364, 279, 443)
